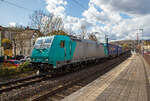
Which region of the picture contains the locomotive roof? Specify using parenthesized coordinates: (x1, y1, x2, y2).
(71, 37, 100, 44)
(37, 35, 102, 44)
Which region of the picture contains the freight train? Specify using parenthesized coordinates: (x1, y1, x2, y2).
(31, 35, 126, 74)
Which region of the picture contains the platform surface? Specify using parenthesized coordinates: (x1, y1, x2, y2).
(62, 54, 150, 101)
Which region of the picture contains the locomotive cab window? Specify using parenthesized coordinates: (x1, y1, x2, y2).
(36, 39, 43, 45)
(45, 38, 51, 43)
(60, 40, 65, 48)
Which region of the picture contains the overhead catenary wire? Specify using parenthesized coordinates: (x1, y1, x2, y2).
(0, 0, 34, 12)
(72, 0, 100, 20)
(1, 0, 99, 19)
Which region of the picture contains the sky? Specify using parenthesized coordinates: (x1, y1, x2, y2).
(0, 0, 150, 41)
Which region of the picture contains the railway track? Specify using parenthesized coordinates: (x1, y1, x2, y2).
(30, 56, 126, 101)
(0, 74, 46, 94)
(0, 53, 130, 101)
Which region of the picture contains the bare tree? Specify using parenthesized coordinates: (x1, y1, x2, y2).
(29, 10, 44, 29)
(88, 34, 98, 41)
(29, 10, 64, 35)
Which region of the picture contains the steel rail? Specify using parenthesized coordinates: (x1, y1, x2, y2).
(31, 56, 125, 101)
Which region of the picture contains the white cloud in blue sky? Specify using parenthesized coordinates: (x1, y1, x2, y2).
(61, 0, 150, 41)
(46, 0, 67, 17)
(9, 22, 16, 27)
(85, 0, 150, 40)
(1, 0, 150, 41)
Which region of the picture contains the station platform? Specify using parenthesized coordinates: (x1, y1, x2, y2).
(61, 54, 150, 101)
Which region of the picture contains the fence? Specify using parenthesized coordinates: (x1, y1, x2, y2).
(144, 53, 150, 66)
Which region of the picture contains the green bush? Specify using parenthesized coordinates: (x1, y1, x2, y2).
(18, 61, 32, 72)
(0, 61, 33, 77)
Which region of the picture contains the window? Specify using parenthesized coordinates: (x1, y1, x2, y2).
(36, 39, 43, 44)
(45, 38, 51, 43)
(60, 40, 65, 48)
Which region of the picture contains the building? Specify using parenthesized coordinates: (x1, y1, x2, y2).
(14, 28, 41, 56)
(0, 26, 41, 56)
(0, 26, 23, 56)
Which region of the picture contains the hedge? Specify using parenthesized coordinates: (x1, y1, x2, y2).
(0, 61, 33, 77)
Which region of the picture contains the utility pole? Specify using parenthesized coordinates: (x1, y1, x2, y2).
(139, 29, 144, 55)
(136, 31, 139, 53)
(136, 32, 139, 45)
(136, 28, 144, 55)
(105, 34, 108, 43)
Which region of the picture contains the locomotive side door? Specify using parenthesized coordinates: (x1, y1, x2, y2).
(65, 40, 72, 61)
(60, 40, 71, 61)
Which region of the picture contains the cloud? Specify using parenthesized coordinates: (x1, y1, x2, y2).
(9, 22, 16, 27)
(81, 0, 150, 41)
(64, 16, 92, 34)
(45, 0, 67, 17)
(90, 0, 150, 15)
(45, 0, 150, 41)
(45, 0, 94, 33)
